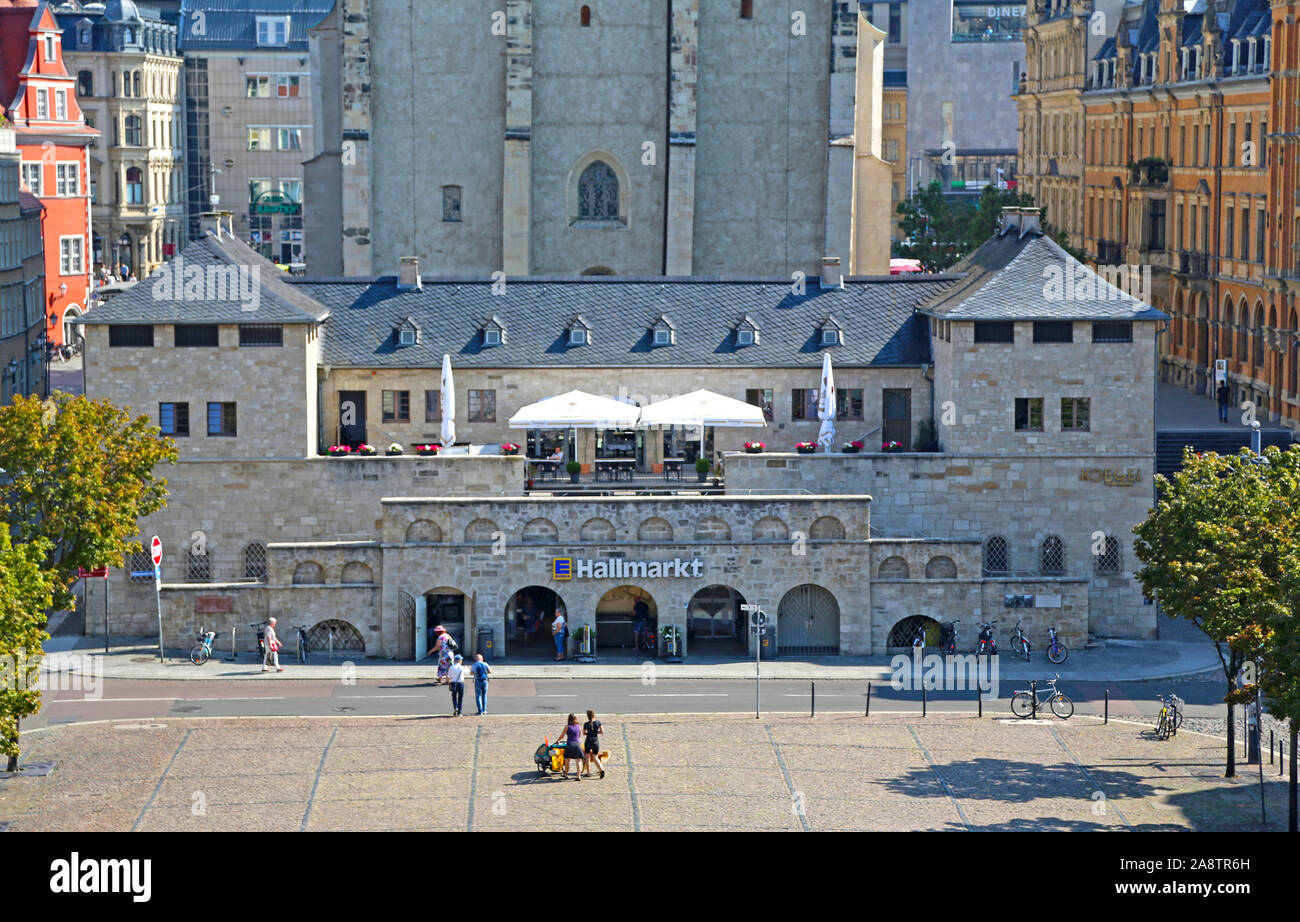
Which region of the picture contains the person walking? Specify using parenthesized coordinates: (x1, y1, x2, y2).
(447, 654, 466, 716)
(434, 625, 456, 684)
(1217, 380, 1231, 423)
(262, 617, 283, 672)
(552, 609, 567, 661)
(582, 709, 604, 778)
(471, 653, 492, 715)
(557, 713, 584, 780)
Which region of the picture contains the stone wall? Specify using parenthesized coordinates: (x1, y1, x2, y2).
(724, 450, 1154, 638)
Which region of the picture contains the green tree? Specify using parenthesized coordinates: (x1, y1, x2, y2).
(895, 183, 1085, 270)
(0, 530, 58, 771)
(1134, 447, 1300, 778)
(0, 393, 177, 611)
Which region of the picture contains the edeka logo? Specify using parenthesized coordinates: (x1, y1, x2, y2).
(889, 647, 999, 699)
(49, 853, 151, 902)
(551, 557, 704, 580)
(150, 254, 261, 312)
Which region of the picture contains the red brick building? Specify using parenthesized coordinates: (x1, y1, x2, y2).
(0, 0, 96, 347)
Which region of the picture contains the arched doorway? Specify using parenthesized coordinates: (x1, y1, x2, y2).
(887, 615, 942, 651)
(504, 585, 568, 659)
(596, 585, 657, 652)
(687, 585, 746, 652)
(776, 584, 840, 655)
(305, 619, 365, 657)
(416, 587, 466, 661)
(62, 305, 82, 348)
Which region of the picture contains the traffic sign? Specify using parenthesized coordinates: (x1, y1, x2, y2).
(150, 535, 162, 565)
(77, 567, 108, 579)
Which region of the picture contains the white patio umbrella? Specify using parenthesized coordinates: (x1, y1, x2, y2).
(507, 389, 642, 429)
(440, 354, 456, 448)
(816, 352, 836, 453)
(638, 389, 767, 458)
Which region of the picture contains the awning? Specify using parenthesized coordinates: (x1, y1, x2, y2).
(507, 389, 641, 429)
(637, 389, 768, 428)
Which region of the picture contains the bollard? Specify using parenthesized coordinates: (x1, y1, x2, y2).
(977, 685, 982, 718)
(1104, 689, 1109, 725)
(1271, 730, 1275, 765)
(865, 681, 871, 717)
(922, 683, 927, 718)
(811, 681, 815, 719)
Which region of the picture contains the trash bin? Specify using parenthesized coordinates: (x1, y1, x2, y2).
(476, 626, 494, 658)
(759, 619, 776, 660)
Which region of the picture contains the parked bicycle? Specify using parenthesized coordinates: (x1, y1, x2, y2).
(249, 621, 266, 659)
(1155, 693, 1183, 739)
(1010, 621, 1031, 661)
(1010, 674, 1074, 719)
(1046, 626, 1068, 664)
(189, 627, 217, 665)
(975, 620, 998, 656)
(911, 622, 927, 648)
(294, 625, 310, 664)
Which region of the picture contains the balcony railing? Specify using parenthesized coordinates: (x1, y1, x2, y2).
(1178, 251, 1210, 276)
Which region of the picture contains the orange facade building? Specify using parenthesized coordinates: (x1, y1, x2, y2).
(1020, 0, 1297, 431)
(0, 0, 96, 347)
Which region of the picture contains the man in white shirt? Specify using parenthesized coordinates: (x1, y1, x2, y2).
(262, 617, 283, 672)
(552, 611, 567, 661)
(447, 654, 466, 716)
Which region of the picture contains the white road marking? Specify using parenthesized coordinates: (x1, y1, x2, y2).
(628, 693, 729, 698)
(49, 697, 287, 703)
(535, 694, 578, 698)
(336, 694, 426, 699)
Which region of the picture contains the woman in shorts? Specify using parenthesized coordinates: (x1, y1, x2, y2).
(558, 713, 584, 781)
(582, 709, 604, 778)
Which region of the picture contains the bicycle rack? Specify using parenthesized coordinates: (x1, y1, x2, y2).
(1029, 680, 1038, 720)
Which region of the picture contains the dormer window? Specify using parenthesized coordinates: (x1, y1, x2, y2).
(256, 16, 290, 47)
(649, 314, 676, 347)
(569, 329, 587, 345)
(736, 329, 754, 346)
(821, 329, 840, 346)
(734, 314, 760, 347)
(394, 316, 420, 347)
(480, 316, 505, 346)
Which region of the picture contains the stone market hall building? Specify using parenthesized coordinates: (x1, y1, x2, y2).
(76, 207, 1165, 660)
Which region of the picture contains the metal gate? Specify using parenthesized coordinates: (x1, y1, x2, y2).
(776, 585, 840, 655)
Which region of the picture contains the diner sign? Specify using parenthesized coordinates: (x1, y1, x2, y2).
(553, 557, 704, 580)
(1079, 467, 1141, 486)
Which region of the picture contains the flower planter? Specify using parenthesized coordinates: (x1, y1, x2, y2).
(744, 447, 763, 454)
(357, 449, 377, 457)
(795, 447, 816, 455)
(569, 472, 580, 483)
(386, 450, 403, 456)
(415, 445, 440, 456)
(697, 470, 708, 482)
(327, 449, 350, 458)
(841, 446, 860, 454)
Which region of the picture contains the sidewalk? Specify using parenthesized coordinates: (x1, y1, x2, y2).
(44, 635, 1221, 683)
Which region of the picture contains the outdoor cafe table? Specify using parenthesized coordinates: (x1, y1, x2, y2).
(662, 458, 684, 481)
(531, 459, 561, 481)
(594, 459, 636, 481)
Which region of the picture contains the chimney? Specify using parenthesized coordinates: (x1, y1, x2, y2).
(819, 256, 844, 289)
(398, 256, 422, 291)
(198, 211, 224, 238)
(1018, 207, 1043, 239)
(999, 207, 1022, 237)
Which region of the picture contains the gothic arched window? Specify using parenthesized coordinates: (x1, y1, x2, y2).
(577, 160, 619, 221)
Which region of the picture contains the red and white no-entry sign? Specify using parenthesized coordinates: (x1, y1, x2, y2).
(150, 535, 162, 565)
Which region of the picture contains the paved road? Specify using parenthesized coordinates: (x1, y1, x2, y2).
(29, 673, 1238, 729)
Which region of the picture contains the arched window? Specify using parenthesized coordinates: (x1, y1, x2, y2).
(187, 548, 211, 581)
(580, 5, 591, 26)
(124, 115, 142, 146)
(1237, 299, 1249, 359)
(126, 167, 143, 203)
(1039, 536, 1065, 575)
(1289, 309, 1299, 397)
(1095, 536, 1121, 575)
(577, 160, 619, 221)
(77, 70, 93, 98)
(1254, 303, 1265, 368)
(983, 536, 1010, 576)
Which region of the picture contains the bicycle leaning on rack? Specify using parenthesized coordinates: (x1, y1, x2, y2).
(1009, 674, 1074, 719)
(189, 627, 216, 665)
(1154, 693, 1183, 739)
(1010, 621, 1031, 661)
(1045, 626, 1068, 664)
(294, 625, 310, 664)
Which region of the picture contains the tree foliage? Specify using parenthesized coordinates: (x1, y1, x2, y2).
(0, 530, 57, 771)
(1134, 446, 1300, 779)
(0, 393, 177, 609)
(894, 183, 1085, 271)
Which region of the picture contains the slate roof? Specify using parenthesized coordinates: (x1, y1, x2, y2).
(918, 227, 1167, 322)
(176, 0, 332, 51)
(295, 275, 958, 370)
(76, 233, 329, 324)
